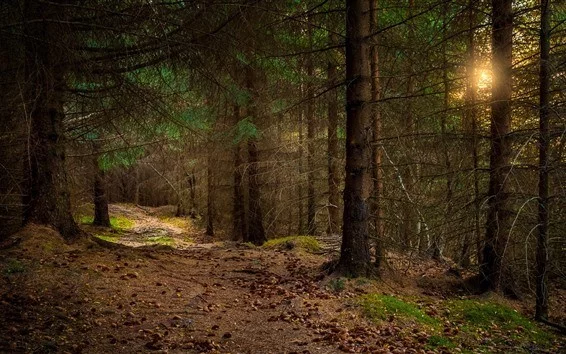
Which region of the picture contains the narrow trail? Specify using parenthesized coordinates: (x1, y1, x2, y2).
(0, 205, 563, 354)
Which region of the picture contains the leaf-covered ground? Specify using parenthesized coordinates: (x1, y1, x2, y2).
(0, 204, 564, 353)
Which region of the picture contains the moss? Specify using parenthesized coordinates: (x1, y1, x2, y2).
(147, 236, 175, 246)
(159, 217, 191, 229)
(359, 294, 439, 326)
(427, 335, 456, 349)
(78, 215, 134, 230)
(3, 258, 26, 275)
(263, 236, 320, 253)
(447, 300, 552, 345)
(95, 232, 121, 242)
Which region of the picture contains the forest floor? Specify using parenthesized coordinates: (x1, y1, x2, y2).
(0, 204, 564, 354)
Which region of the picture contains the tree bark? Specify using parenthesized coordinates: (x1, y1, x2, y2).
(370, 0, 384, 268)
(461, 0, 479, 268)
(206, 152, 214, 237)
(327, 32, 340, 235)
(232, 104, 246, 241)
(92, 141, 110, 227)
(306, 17, 317, 236)
(335, 0, 373, 277)
(481, 0, 513, 292)
(22, 0, 81, 240)
(245, 66, 267, 245)
(535, 0, 550, 321)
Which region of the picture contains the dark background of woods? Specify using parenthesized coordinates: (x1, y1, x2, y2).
(0, 0, 565, 320)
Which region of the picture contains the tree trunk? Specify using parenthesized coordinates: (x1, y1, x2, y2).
(232, 104, 246, 241)
(246, 66, 267, 245)
(370, 0, 384, 268)
(481, 0, 513, 292)
(327, 32, 340, 235)
(22, 0, 81, 240)
(306, 18, 317, 236)
(461, 0, 479, 268)
(92, 142, 110, 227)
(206, 153, 214, 237)
(535, 0, 550, 321)
(335, 0, 373, 277)
(298, 91, 305, 235)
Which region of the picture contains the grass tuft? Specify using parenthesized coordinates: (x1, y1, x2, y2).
(263, 236, 320, 253)
(359, 294, 439, 326)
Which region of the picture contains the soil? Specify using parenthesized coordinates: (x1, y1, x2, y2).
(0, 204, 564, 354)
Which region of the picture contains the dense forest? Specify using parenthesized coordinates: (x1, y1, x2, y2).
(0, 0, 565, 353)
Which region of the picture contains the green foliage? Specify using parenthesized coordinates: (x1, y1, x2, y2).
(99, 147, 144, 172)
(3, 259, 26, 275)
(328, 278, 346, 293)
(262, 236, 321, 253)
(233, 117, 260, 143)
(360, 294, 439, 326)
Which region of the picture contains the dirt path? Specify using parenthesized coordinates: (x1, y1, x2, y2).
(1, 205, 563, 354)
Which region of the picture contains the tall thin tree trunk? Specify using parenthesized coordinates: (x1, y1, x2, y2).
(246, 66, 267, 245)
(370, 0, 384, 268)
(306, 18, 317, 236)
(402, 0, 418, 252)
(327, 33, 340, 235)
(206, 152, 214, 237)
(336, 0, 373, 277)
(535, 0, 550, 321)
(298, 92, 305, 235)
(92, 141, 110, 227)
(481, 0, 513, 292)
(232, 104, 246, 241)
(23, 0, 81, 240)
(461, 0, 479, 268)
(433, 0, 451, 260)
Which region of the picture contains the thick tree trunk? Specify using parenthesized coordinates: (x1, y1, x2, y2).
(369, 0, 384, 268)
(232, 104, 246, 241)
(327, 33, 340, 235)
(22, 0, 81, 240)
(306, 19, 317, 236)
(481, 0, 513, 292)
(335, 0, 373, 277)
(535, 0, 550, 321)
(92, 142, 110, 227)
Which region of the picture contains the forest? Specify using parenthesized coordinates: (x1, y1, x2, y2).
(0, 0, 565, 353)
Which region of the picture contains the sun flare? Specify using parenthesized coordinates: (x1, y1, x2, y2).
(478, 69, 492, 89)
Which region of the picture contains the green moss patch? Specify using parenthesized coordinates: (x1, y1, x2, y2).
(146, 236, 175, 246)
(78, 215, 134, 230)
(263, 236, 320, 253)
(359, 294, 439, 326)
(95, 232, 122, 243)
(447, 299, 552, 345)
